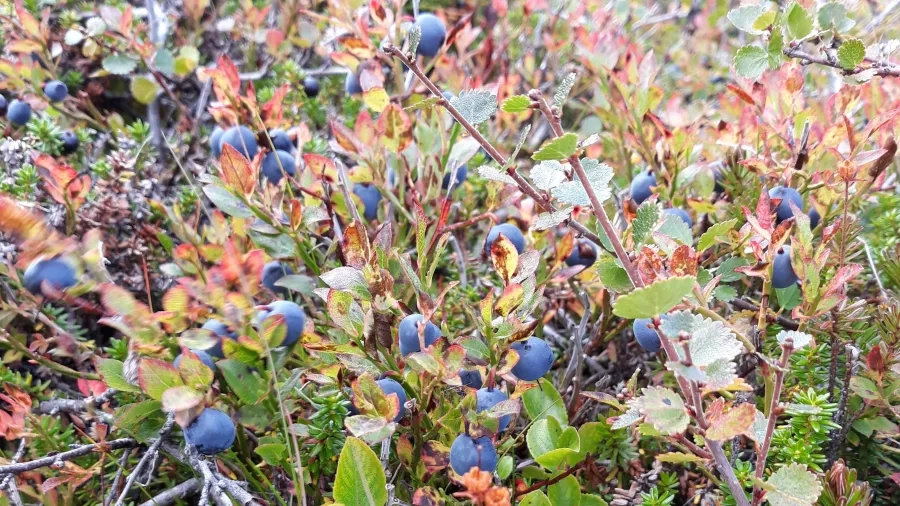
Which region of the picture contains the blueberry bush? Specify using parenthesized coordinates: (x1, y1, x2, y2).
(1, 1, 900, 506)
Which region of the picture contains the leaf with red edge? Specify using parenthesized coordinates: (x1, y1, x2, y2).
(217, 55, 241, 96)
(338, 34, 376, 59)
(177, 349, 214, 389)
(705, 398, 757, 441)
(15, 0, 41, 38)
(331, 119, 364, 154)
(219, 143, 257, 195)
(378, 103, 413, 153)
(138, 358, 184, 400)
(261, 84, 289, 127)
(341, 221, 370, 269)
(490, 235, 519, 284)
(355, 110, 377, 146)
(303, 153, 337, 183)
(494, 283, 524, 316)
(101, 283, 138, 316)
(0, 195, 54, 241)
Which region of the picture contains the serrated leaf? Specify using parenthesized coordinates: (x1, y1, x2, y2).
(706, 401, 757, 441)
(633, 202, 660, 248)
(153, 49, 175, 75)
(768, 29, 784, 70)
(501, 95, 531, 113)
(407, 24, 421, 55)
(612, 276, 695, 319)
(837, 39, 865, 70)
(656, 452, 705, 464)
(662, 311, 744, 367)
(532, 133, 578, 161)
(449, 89, 497, 127)
(734, 45, 769, 79)
(530, 160, 568, 190)
(656, 213, 692, 245)
(717, 257, 749, 282)
(477, 165, 516, 185)
(610, 406, 642, 429)
(698, 219, 737, 250)
(635, 387, 689, 435)
(333, 437, 389, 506)
(785, 3, 813, 40)
(764, 463, 822, 506)
(596, 257, 632, 292)
(776, 330, 812, 349)
(818, 2, 854, 32)
(728, 4, 769, 34)
(553, 72, 577, 108)
(532, 209, 571, 231)
(130, 75, 160, 104)
(551, 158, 613, 206)
(102, 54, 139, 75)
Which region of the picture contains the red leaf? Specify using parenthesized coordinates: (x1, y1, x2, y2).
(219, 143, 257, 195)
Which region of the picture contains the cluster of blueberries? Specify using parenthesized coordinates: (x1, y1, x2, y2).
(2, 80, 79, 154)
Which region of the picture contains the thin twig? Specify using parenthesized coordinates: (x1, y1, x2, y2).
(0, 438, 137, 475)
(783, 46, 900, 78)
(114, 413, 177, 506)
(104, 448, 133, 506)
(752, 343, 794, 505)
(137, 478, 202, 506)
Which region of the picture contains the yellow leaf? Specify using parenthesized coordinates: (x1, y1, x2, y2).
(363, 87, 389, 113)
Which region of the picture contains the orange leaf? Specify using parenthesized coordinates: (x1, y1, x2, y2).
(303, 153, 337, 183)
(15, 0, 41, 38)
(219, 143, 257, 195)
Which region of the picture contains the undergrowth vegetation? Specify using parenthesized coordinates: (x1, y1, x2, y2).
(1, 0, 900, 505)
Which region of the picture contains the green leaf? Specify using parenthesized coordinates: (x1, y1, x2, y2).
(153, 49, 175, 75)
(449, 89, 497, 127)
(660, 311, 744, 367)
(174, 47, 200, 77)
(656, 213, 693, 245)
(632, 202, 660, 248)
(333, 437, 388, 506)
(218, 360, 265, 404)
(634, 386, 689, 435)
(137, 358, 184, 400)
(553, 72, 577, 108)
(130, 75, 160, 105)
(767, 30, 784, 70)
(837, 39, 865, 70)
(114, 400, 164, 442)
(501, 95, 531, 113)
(407, 24, 421, 56)
(255, 442, 287, 466)
(497, 455, 514, 479)
(527, 417, 564, 459)
(519, 491, 552, 506)
(699, 219, 737, 250)
(102, 54, 139, 75)
(595, 257, 632, 293)
(523, 378, 568, 424)
(656, 451, 705, 464)
(764, 463, 822, 506)
(320, 267, 371, 300)
(734, 45, 769, 79)
(96, 358, 141, 393)
(532, 133, 578, 161)
(532, 209, 571, 231)
(581, 495, 609, 506)
(551, 159, 613, 206)
(785, 3, 813, 40)
(477, 165, 516, 185)
(713, 285, 736, 302)
(717, 257, 749, 282)
(612, 276, 695, 319)
(275, 274, 317, 295)
(818, 2, 854, 32)
(727, 4, 769, 34)
(203, 185, 253, 218)
(775, 284, 801, 309)
(549, 475, 581, 506)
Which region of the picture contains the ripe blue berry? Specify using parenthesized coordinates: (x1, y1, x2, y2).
(353, 183, 382, 221)
(345, 71, 363, 95)
(663, 207, 693, 228)
(261, 149, 296, 184)
(510, 337, 554, 381)
(376, 378, 407, 422)
(442, 164, 468, 191)
(476, 388, 510, 432)
(303, 76, 320, 98)
(7, 100, 32, 126)
(484, 223, 525, 255)
(414, 13, 447, 57)
(267, 129, 294, 152)
(768, 186, 803, 223)
(257, 300, 307, 347)
(772, 246, 799, 289)
(808, 208, 821, 229)
(442, 90, 455, 101)
(565, 239, 599, 268)
(0, 96, 7, 117)
(398, 313, 443, 356)
(450, 434, 497, 475)
(60, 131, 79, 155)
(221, 125, 258, 160)
(184, 408, 236, 455)
(44, 80, 68, 102)
(630, 170, 656, 204)
(262, 261, 293, 296)
(201, 319, 238, 358)
(459, 369, 483, 389)
(174, 349, 216, 371)
(23, 257, 77, 295)
(633, 317, 663, 353)
(210, 126, 224, 158)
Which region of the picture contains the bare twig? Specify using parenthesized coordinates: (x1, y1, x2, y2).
(752, 342, 794, 505)
(0, 440, 26, 506)
(114, 413, 177, 506)
(783, 46, 900, 78)
(0, 438, 137, 476)
(104, 448, 133, 506)
(137, 478, 202, 506)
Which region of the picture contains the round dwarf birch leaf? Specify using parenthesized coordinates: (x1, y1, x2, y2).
(477, 165, 516, 185)
(532, 209, 571, 231)
(837, 39, 865, 70)
(764, 463, 822, 506)
(734, 45, 769, 79)
(449, 89, 497, 127)
(530, 160, 568, 190)
(636, 386, 689, 435)
(776, 330, 813, 349)
(612, 276, 695, 319)
(532, 133, 578, 161)
(501, 95, 531, 113)
(727, 4, 769, 34)
(632, 202, 660, 248)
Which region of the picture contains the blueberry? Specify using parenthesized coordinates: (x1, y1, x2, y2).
(210, 126, 224, 158)
(476, 388, 510, 432)
(442, 90, 455, 101)
(630, 170, 656, 204)
(352, 183, 382, 220)
(808, 208, 821, 229)
(256, 300, 307, 347)
(221, 125, 258, 160)
(174, 350, 216, 371)
(0, 96, 7, 117)
(484, 223, 525, 255)
(565, 239, 599, 268)
(442, 164, 468, 191)
(633, 317, 662, 353)
(7, 100, 32, 126)
(345, 71, 363, 95)
(261, 149, 296, 184)
(768, 186, 803, 223)
(414, 13, 447, 57)
(184, 408, 236, 455)
(459, 369, 483, 389)
(262, 261, 293, 296)
(449, 434, 497, 475)
(60, 131, 79, 155)
(398, 313, 443, 356)
(376, 378, 406, 422)
(43, 80, 68, 102)
(201, 319, 238, 358)
(303, 76, 320, 98)
(267, 129, 294, 152)
(344, 387, 359, 416)
(23, 257, 77, 295)
(772, 246, 799, 289)
(663, 207, 693, 228)
(510, 337, 554, 381)
(387, 168, 398, 187)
